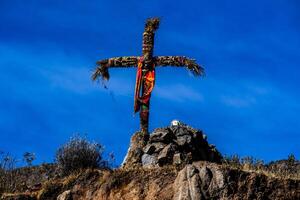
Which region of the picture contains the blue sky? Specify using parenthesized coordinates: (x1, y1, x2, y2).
(0, 0, 299, 165)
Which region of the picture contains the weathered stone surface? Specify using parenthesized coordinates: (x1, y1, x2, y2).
(173, 153, 182, 165)
(173, 162, 225, 200)
(152, 142, 166, 153)
(172, 126, 189, 137)
(149, 128, 174, 143)
(158, 144, 176, 166)
(122, 132, 149, 168)
(143, 142, 166, 156)
(173, 161, 300, 200)
(142, 154, 158, 167)
(57, 190, 71, 200)
(185, 152, 193, 164)
(173, 164, 202, 200)
(175, 135, 192, 146)
(199, 166, 213, 191)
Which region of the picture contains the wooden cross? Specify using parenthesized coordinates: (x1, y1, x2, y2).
(92, 18, 204, 133)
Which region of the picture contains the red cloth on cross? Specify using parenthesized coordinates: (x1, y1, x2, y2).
(134, 57, 155, 113)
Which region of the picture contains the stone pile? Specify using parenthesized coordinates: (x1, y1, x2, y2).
(122, 122, 222, 168)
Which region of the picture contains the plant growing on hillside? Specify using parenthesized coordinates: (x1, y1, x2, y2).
(0, 151, 18, 194)
(55, 135, 105, 175)
(222, 154, 299, 179)
(23, 152, 35, 166)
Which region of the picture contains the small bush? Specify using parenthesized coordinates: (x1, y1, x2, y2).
(55, 135, 105, 175)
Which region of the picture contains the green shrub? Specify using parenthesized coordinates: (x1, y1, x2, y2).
(55, 135, 105, 175)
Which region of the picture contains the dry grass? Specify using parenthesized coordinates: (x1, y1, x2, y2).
(101, 165, 177, 193)
(222, 154, 300, 180)
(36, 180, 63, 200)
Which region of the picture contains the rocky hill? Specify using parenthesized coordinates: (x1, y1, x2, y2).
(1, 123, 299, 200)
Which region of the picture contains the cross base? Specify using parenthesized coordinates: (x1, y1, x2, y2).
(140, 105, 149, 134)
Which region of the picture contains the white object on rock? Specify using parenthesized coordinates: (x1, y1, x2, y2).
(171, 120, 181, 126)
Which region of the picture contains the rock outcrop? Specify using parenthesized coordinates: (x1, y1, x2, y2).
(122, 124, 222, 168)
(173, 162, 299, 200)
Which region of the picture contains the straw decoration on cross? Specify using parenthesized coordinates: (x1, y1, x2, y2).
(92, 18, 204, 133)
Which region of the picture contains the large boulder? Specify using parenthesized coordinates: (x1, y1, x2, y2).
(173, 162, 225, 200)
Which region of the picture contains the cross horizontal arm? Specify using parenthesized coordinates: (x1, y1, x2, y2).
(92, 56, 140, 81)
(154, 56, 204, 76)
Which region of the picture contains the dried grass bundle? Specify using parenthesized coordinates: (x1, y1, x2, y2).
(154, 56, 204, 76)
(145, 18, 160, 32)
(92, 56, 139, 81)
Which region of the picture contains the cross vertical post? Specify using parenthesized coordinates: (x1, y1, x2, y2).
(138, 18, 160, 133)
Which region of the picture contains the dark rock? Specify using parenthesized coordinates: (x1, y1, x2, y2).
(158, 144, 176, 166)
(152, 142, 166, 153)
(208, 148, 222, 163)
(143, 142, 166, 155)
(143, 145, 156, 155)
(176, 135, 192, 146)
(0, 194, 37, 200)
(172, 126, 190, 137)
(185, 152, 193, 164)
(149, 128, 174, 143)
